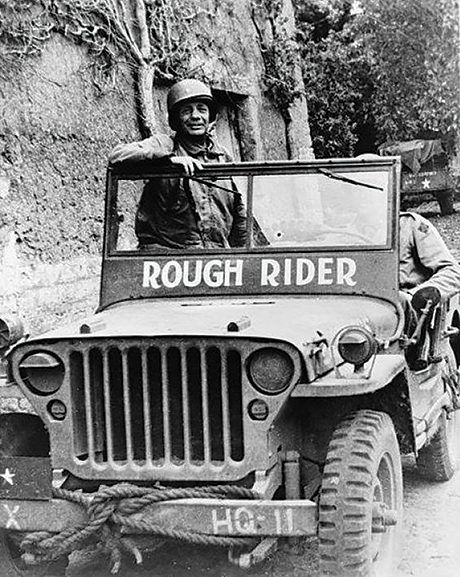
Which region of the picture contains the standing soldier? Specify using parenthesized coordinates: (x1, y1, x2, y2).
(109, 78, 246, 250)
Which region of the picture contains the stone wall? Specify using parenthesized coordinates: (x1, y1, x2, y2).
(0, 0, 313, 337)
(0, 35, 138, 335)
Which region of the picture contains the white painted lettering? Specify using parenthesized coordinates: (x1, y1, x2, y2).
(212, 508, 233, 534)
(142, 256, 358, 291)
(4, 504, 20, 530)
(318, 257, 334, 285)
(224, 260, 243, 286)
(274, 509, 282, 535)
(286, 508, 294, 533)
(234, 507, 256, 534)
(284, 258, 292, 286)
(161, 260, 182, 288)
(261, 259, 280, 286)
(337, 257, 357, 286)
(296, 258, 315, 285)
(183, 260, 203, 288)
(203, 260, 224, 287)
(142, 261, 161, 288)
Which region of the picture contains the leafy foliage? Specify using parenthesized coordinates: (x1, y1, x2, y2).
(251, 0, 304, 119)
(294, 0, 370, 156)
(358, 0, 459, 145)
(294, 0, 460, 158)
(300, 27, 373, 156)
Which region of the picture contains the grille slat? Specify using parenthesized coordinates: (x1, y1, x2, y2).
(102, 350, 115, 464)
(200, 347, 211, 464)
(82, 352, 95, 463)
(141, 349, 152, 464)
(121, 350, 133, 462)
(161, 347, 171, 464)
(69, 340, 244, 473)
(180, 348, 191, 463)
(221, 353, 231, 461)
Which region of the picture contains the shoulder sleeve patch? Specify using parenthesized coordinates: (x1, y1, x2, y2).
(418, 222, 430, 234)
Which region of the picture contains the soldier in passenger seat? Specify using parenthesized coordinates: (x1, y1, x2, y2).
(399, 211, 460, 368)
(356, 154, 460, 364)
(399, 211, 460, 315)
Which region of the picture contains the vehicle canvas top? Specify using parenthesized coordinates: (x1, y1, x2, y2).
(379, 139, 445, 173)
(101, 157, 400, 309)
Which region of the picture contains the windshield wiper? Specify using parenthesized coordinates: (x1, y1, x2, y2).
(318, 168, 384, 191)
(186, 176, 240, 195)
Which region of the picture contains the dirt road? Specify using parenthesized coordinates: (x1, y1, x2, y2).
(397, 456, 460, 577)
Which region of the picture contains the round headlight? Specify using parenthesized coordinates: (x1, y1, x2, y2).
(337, 327, 377, 366)
(0, 315, 24, 349)
(247, 348, 294, 395)
(19, 351, 65, 396)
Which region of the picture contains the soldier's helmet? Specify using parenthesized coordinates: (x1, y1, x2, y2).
(167, 79, 217, 130)
(355, 153, 381, 160)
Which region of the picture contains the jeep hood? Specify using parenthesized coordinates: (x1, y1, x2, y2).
(30, 295, 400, 351)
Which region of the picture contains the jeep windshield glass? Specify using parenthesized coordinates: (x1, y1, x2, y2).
(112, 168, 390, 252)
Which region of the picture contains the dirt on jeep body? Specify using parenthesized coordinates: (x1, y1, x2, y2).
(60, 199, 460, 577)
(65, 453, 460, 577)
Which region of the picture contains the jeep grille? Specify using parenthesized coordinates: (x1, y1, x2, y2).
(68, 340, 245, 473)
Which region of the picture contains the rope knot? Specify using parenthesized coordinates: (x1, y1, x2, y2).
(19, 482, 259, 573)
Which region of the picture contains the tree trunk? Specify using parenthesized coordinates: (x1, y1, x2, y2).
(136, 64, 156, 137)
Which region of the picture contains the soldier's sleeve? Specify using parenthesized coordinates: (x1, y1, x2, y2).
(409, 213, 460, 300)
(108, 134, 175, 165)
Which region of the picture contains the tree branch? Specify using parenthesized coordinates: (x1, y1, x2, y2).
(134, 0, 152, 61)
(101, 0, 145, 64)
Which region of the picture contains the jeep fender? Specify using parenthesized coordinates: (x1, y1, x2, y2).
(292, 354, 406, 398)
(292, 356, 416, 454)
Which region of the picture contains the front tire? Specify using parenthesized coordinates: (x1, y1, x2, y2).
(417, 408, 459, 481)
(0, 530, 46, 577)
(318, 410, 403, 577)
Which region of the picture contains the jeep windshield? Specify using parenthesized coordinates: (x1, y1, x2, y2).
(108, 161, 392, 254)
(101, 159, 399, 305)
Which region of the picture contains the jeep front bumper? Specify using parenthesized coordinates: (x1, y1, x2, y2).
(0, 496, 317, 538)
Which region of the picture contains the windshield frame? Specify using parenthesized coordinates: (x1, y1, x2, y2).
(105, 158, 398, 256)
(100, 158, 401, 308)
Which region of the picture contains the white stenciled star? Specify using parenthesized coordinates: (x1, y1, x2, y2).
(421, 177, 431, 189)
(0, 468, 15, 486)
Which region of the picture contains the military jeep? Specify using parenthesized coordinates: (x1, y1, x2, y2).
(0, 156, 459, 577)
(379, 139, 456, 216)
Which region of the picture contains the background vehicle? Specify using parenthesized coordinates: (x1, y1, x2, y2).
(0, 157, 458, 577)
(379, 139, 456, 215)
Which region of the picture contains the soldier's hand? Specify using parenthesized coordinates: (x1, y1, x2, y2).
(169, 156, 203, 176)
(411, 286, 441, 312)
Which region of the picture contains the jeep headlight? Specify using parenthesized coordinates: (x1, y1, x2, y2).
(0, 314, 24, 350)
(336, 327, 377, 367)
(247, 347, 294, 394)
(19, 351, 65, 395)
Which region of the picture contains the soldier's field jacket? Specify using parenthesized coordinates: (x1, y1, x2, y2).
(399, 212, 460, 300)
(109, 134, 247, 249)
